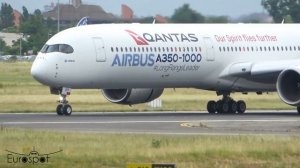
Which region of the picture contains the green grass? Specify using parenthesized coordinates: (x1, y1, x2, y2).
(0, 128, 300, 168)
(0, 62, 293, 113)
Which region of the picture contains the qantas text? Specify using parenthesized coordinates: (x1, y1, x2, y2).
(143, 33, 198, 43)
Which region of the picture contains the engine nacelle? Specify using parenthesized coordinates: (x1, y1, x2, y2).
(102, 88, 164, 105)
(277, 68, 300, 106)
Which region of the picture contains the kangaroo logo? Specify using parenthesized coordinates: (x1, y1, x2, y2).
(125, 30, 149, 45)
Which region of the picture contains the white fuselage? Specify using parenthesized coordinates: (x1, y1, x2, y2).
(31, 24, 300, 92)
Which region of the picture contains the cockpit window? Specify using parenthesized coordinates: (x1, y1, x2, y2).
(40, 44, 74, 54)
(40, 45, 49, 53)
(59, 44, 74, 53)
(48, 44, 59, 52)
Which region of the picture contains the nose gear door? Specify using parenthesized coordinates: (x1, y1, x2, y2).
(93, 37, 106, 62)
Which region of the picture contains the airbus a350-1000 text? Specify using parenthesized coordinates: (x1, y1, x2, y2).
(31, 24, 300, 115)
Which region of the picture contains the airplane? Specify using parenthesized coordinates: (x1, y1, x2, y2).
(31, 23, 300, 116)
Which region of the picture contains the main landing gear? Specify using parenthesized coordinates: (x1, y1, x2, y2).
(56, 87, 72, 116)
(207, 92, 246, 114)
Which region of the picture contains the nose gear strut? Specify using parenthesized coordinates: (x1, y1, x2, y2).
(56, 87, 72, 116)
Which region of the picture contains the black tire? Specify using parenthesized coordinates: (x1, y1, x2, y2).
(207, 101, 217, 114)
(297, 107, 300, 114)
(237, 100, 246, 114)
(217, 100, 229, 114)
(229, 101, 237, 114)
(62, 104, 72, 116)
(56, 104, 63, 115)
(216, 100, 222, 113)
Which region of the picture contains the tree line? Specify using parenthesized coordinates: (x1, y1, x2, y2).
(0, 1, 299, 55)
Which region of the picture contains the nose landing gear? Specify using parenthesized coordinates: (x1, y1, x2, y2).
(55, 87, 72, 116)
(207, 92, 246, 114)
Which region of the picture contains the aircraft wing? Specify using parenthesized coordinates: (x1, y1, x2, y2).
(220, 59, 300, 79)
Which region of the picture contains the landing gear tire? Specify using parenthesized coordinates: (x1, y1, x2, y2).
(62, 104, 72, 116)
(207, 92, 247, 114)
(237, 100, 246, 114)
(207, 101, 217, 114)
(297, 107, 300, 114)
(217, 100, 229, 114)
(56, 104, 64, 115)
(229, 101, 237, 114)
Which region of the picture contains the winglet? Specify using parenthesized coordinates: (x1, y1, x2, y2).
(76, 17, 89, 27)
(152, 17, 156, 24)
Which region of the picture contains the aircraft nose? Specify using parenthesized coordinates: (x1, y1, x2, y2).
(31, 61, 43, 83)
(31, 58, 50, 85)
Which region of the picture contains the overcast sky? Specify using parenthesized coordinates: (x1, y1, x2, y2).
(1, 0, 265, 18)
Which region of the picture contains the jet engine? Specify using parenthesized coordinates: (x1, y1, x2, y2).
(277, 68, 300, 106)
(102, 88, 164, 105)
